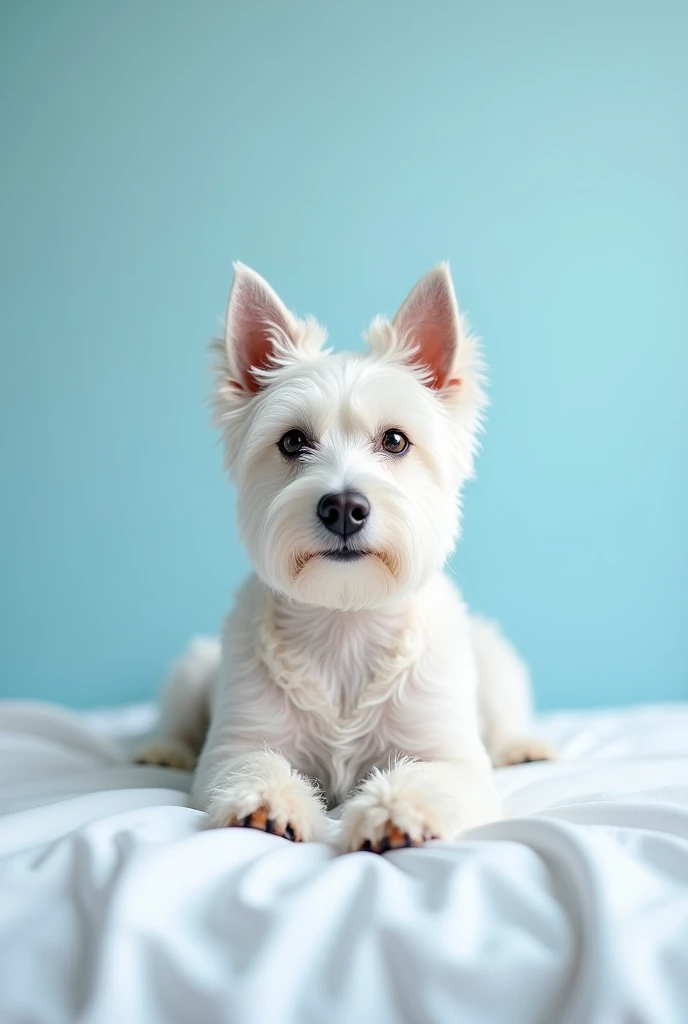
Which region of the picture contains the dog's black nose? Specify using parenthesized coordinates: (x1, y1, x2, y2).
(317, 492, 370, 537)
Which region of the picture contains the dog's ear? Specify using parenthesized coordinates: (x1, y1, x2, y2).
(391, 264, 460, 390)
(223, 264, 303, 394)
(220, 262, 329, 393)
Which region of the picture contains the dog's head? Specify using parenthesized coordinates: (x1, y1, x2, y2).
(212, 264, 486, 610)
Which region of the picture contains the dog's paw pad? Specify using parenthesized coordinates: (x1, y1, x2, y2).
(134, 740, 196, 771)
(360, 821, 437, 854)
(495, 738, 557, 767)
(232, 806, 300, 842)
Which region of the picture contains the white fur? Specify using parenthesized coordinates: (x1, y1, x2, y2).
(141, 263, 554, 851)
(136, 636, 218, 770)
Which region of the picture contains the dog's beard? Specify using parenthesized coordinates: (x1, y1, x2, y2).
(241, 473, 445, 611)
(289, 553, 401, 611)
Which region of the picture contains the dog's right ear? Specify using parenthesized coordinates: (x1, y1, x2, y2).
(212, 265, 327, 461)
(223, 263, 303, 394)
(391, 264, 461, 390)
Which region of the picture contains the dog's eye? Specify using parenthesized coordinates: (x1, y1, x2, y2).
(381, 429, 410, 455)
(278, 429, 307, 457)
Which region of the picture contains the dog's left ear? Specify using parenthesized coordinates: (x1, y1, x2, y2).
(222, 263, 327, 395)
(392, 264, 460, 390)
(223, 263, 302, 394)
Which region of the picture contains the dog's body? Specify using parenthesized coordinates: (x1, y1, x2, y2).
(138, 264, 554, 851)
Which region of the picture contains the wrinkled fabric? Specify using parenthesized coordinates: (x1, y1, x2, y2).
(1, 700, 687, 1024)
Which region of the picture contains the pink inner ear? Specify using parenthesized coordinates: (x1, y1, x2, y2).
(394, 269, 459, 390)
(410, 313, 455, 389)
(227, 272, 296, 393)
(240, 322, 279, 394)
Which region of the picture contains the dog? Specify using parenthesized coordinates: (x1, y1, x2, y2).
(136, 263, 555, 852)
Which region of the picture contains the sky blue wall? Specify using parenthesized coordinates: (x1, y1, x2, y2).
(1, 1, 686, 709)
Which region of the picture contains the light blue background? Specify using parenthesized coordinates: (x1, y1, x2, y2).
(1, 1, 686, 709)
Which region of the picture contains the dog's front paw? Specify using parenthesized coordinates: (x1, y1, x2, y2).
(358, 821, 439, 854)
(232, 806, 299, 842)
(206, 750, 325, 843)
(339, 760, 466, 854)
(493, 737, 557, 767)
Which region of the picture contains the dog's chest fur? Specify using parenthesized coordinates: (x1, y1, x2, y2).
(264, 598, 418, 802)
(219, 575, 477, 806)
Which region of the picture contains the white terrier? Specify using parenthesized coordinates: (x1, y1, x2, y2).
(137, 263, 554, 852)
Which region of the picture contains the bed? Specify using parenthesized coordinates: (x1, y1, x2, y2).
(1, 699, 687, 1023)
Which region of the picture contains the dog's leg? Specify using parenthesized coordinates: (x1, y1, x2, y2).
(470, 616, 557, 767)
(135, 637, 220, 770)
(201, 749, 326, 842)
(339, 754, 501, 853)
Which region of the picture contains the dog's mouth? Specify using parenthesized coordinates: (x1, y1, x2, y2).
(292, 548, 399, 578)
(292, 548, 367, 576)
(322, 549, 367, 562)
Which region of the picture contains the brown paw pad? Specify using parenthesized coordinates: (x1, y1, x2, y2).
(232, 806, 300, 842)
(497, 739, 557, 767)
(360, 822, 437, 854)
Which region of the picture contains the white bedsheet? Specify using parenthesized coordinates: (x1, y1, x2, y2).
(1, 700, 687, 1024)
